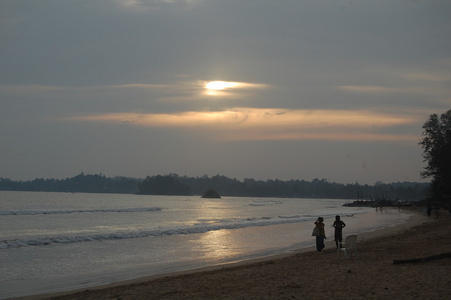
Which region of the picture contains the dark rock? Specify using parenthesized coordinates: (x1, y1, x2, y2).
(201, 189, 221, 198)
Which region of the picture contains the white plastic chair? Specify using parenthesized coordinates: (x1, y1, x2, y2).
(337, 234, 358, 259)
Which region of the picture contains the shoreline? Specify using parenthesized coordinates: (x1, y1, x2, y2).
(20, 207, 450, 300)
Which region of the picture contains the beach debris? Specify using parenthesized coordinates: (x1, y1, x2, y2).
(393, 252, 451, 264)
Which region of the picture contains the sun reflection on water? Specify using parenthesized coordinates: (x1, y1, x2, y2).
(198, 229, 235, 259)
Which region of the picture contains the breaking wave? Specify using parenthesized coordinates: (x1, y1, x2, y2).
(0, 207, 162, 216)
(0, 214, 329, 249)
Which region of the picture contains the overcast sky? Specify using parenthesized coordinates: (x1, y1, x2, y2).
(1, 0, 450, 184)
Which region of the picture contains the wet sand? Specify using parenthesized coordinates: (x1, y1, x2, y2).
(21, 209, 451, 300)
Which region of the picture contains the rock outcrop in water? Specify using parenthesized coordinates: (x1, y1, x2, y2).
(201, 189, 221, 198)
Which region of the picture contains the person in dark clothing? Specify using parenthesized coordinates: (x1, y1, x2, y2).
(333, 215, 346, 249)
(313, 217, 326, 252)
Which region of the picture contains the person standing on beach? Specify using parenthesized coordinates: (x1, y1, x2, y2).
(333, 215, 346, 248)
(313, 217, 326, 252)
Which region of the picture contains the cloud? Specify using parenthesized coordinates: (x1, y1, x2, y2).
(1, 0, 449, 183)
(400, 72, 448, 82)
(0, 79, 270, 104)
(64, 108, 420, 142)
(339, 86, 401, 93)
(0, 83, 170, 93)
(114, 0, 201, 11)
(338, 83, 451, 103)
(202, 81, 270, 97)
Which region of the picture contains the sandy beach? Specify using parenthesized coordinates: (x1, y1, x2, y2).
(22, 209, 450, 300)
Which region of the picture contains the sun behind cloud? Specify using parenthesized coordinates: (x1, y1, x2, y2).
(203, 80, 268, 96)
(205, 81, 240, 90)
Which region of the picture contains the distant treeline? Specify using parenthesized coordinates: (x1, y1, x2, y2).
(0, 173, 429, 200)
(0, 173, 139, 194)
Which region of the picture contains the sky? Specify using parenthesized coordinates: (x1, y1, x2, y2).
(1, 0, 450, 184)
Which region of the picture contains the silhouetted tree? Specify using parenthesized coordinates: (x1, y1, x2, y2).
(0, 173, 428, 200)
(419, 109, 451, 208)
(138, 174, 190, 195)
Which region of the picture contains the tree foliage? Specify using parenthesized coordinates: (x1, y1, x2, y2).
(0, 173, 429, 201)
(136, 174, 427, 201)
(0, 173, 139, 194)
(419, 109, 451, 202)
(137, 174, 190, 195)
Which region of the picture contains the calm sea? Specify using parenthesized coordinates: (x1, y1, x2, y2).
(0, 191, 409, 298)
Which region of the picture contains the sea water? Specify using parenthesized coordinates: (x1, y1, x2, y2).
(0, 191, 410, 299)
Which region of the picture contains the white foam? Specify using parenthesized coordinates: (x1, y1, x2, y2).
(0, 213, 349, 249)
(0, 207, 162, 215)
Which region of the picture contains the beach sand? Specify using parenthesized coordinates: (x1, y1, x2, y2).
(22, 209, 450, 300)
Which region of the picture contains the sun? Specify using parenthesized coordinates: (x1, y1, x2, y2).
(205, 81, 239, 90)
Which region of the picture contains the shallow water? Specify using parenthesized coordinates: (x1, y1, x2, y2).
(0, 191, 409, 299)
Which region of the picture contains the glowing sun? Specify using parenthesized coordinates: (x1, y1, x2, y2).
(205, 81, 239, 90)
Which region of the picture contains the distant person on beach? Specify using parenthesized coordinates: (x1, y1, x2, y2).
(333, 215, 346, 248)
(434, 206, 440, 218)
(312, 217, 326, 252)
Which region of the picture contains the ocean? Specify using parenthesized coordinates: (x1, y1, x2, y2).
(0, 191, 410, 299)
